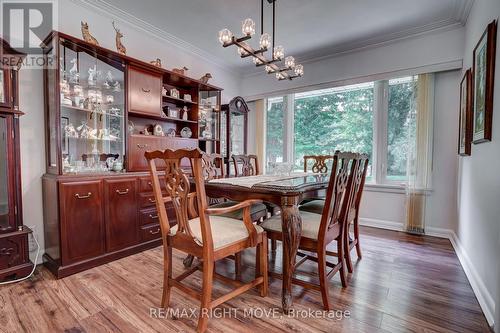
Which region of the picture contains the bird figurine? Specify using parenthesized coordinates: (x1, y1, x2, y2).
(150, 58, 162, 68)
(81, 21, 99, 46)
(172, 66, 189, 75)
(199, 73, 213, 84)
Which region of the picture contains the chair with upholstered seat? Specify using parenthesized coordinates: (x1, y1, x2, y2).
(204, 153, 268, 222)
(146, 148, 268, 333)
(261, 151, 358, 310)
(300, 155, 369, 272)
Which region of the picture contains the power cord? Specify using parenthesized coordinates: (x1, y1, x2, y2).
(0, 229, 40, 285)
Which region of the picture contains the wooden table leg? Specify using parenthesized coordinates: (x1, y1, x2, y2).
(280, 196, 302, 313)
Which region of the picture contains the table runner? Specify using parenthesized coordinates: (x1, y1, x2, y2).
(207, 172, 315, 188)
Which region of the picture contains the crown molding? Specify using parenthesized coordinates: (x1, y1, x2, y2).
(69, 0, 241, 76)
(243, 21, 465, 77)
(453, 0, 475, 25)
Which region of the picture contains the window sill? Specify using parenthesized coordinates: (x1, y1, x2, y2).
(364, 183, 433, 195)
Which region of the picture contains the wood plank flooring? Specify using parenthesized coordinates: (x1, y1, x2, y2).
(0, 227, 492, 332)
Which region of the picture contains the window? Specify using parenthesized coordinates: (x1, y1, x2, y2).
(264, 75, 421, 186)
(386, 77, 417, 181)
(266, 97, 285, 172)
(294, 83, 374, 177)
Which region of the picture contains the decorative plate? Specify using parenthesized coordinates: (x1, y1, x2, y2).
(180, 127, 192, 138)
(166, 128, 176, 138)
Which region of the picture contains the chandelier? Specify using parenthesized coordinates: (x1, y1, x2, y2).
(218, 0, 304, 81)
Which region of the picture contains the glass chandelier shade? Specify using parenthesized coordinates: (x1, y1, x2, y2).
(242, 18, 256, 36)
(218, 28, 233, 45)
(285, 56, 295, 69)
(294, 64, 304, 76)
(259, 33, 271, 49)
(273, 45, 285, 60)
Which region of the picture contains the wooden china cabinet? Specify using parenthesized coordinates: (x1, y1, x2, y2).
(41, 31, 222, 278)
(221, 96, 249, 174)
(0, 39, 34, 281)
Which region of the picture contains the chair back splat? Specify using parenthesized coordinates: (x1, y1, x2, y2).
(319, 152, 358, 247)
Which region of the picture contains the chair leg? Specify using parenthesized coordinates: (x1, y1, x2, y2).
(345, 226, 354, 274)
(317, 248, 331, 311)
(337, 234, 347, 288)
(197, 259, 214, 333)
(354, 218, 362, 259)
(258, 237, 269, 297)
(161, 246, 172, 308)
(235, 252, 242, 281)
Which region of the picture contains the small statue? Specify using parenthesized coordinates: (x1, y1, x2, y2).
(112, 21, 126, 55)
(182, 106, 189, 120)
(104, 71, 114, 89)
(81, 21, 99, 46)
(172, 66, 189, 75)
(199, 73, 212, 84)
(88, 65, 97, 86)
(150, 58, 162, 68)
(69, 58, 78, 77)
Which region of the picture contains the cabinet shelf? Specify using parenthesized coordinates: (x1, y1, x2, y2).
(162, 95, 198, 106)
(62, 104, 124, 118)
(130, 134, 196, 140)
(128, 112, 198, 124)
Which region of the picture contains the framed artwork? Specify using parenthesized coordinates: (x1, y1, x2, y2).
(459, 70, 473, 156)
(61, 117, 69, 155)
(472, 20, 497, 144)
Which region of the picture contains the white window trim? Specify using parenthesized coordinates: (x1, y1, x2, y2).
(264, 75, 426, 186)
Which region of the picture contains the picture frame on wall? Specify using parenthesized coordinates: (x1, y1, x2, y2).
(472, 20, 497, 144)
(459, 69, 473, 156)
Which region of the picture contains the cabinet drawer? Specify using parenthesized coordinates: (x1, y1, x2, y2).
(139, 176, 166, 193)
(139, 205, 176, 226)
(104, 178, 138, 251)
(128, 66, 162, 116)
(138, 192, 159, 208)
(59, 181, 105, 264)
(139, 208, 160, 226)
(141, 224, 162, 242)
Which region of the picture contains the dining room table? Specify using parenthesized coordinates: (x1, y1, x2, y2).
(204, 172, 330, 313)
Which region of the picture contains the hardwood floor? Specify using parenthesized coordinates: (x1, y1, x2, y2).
(0, 226, 491, 332)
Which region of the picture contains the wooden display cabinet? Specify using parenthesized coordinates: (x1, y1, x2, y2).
(41, 32, 222, 278)
(0, 39, 34, 282)
(221, 96, 250, 174)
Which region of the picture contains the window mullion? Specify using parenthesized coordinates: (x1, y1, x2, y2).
(374, 80, 389, 185)
(283, 94, 295, 163)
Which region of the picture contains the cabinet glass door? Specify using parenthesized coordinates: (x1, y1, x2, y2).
(59, 41, 125, 174)
(0, 115, 12, 231)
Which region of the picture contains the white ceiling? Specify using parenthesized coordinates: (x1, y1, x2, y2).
(97, 0, 472, 75)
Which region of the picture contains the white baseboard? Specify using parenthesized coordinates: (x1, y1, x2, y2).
(359, 217, 404, 231)
(360, 218, 495, 327)
(448, 231, 495, 327)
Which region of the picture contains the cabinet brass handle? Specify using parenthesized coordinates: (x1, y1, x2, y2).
(137, 144, 149, 149)
(116, 189, 129, 195)
(148, 198, 156, 203)
(148, 181, 152, 187)
(149, 228, 160, 235)
(141, 88, 151, 93)
(75, 192, 92, 199)
(148, 214, 159, 219)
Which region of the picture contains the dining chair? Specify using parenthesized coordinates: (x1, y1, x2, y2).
(145, 148, 268, 333)
(201, 152, 268, 279)
(300, 155, 369, 273)
(260, 151, 358, 310)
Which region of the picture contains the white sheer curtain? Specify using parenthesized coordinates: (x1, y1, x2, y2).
(405, 73, 434, 234)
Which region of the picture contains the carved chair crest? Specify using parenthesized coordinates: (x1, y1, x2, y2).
(232, 154, 258, 176)
(304, 155, 335, 174)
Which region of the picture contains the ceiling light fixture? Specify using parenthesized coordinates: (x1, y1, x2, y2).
(218, 0, 303, 81)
